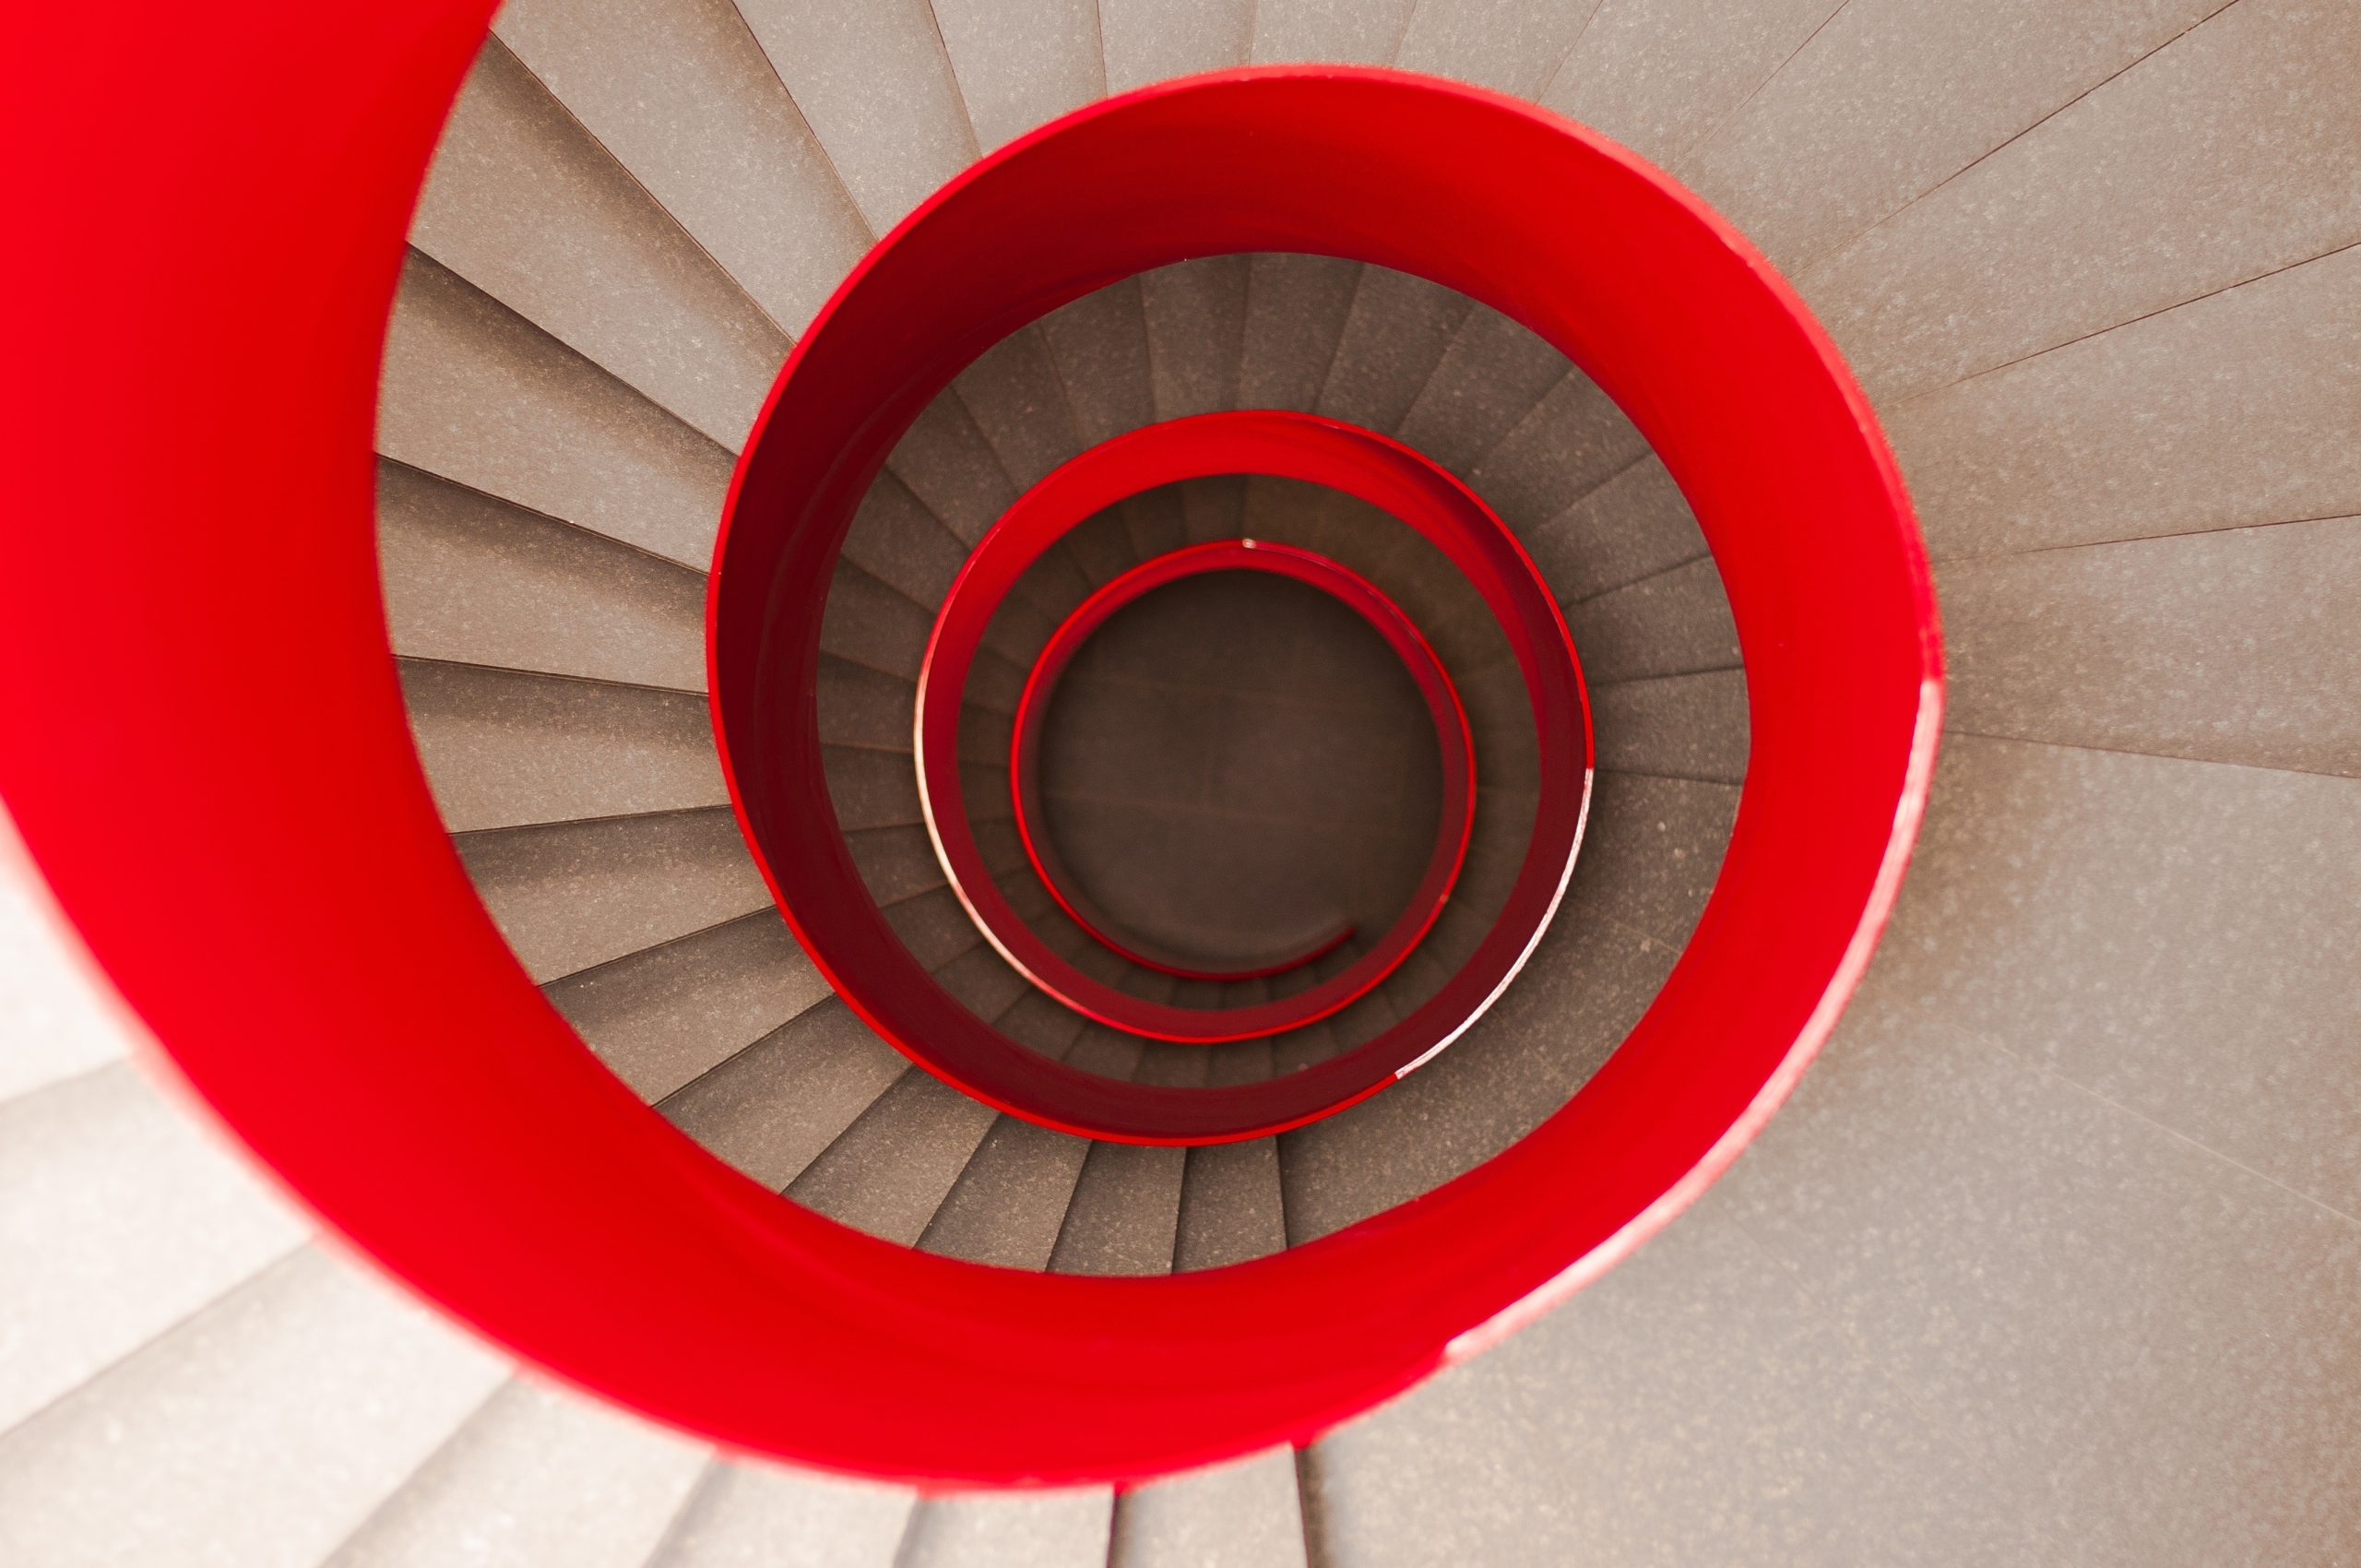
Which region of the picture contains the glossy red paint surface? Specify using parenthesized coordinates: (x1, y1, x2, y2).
(1, 22, 1939, 1490)
(919, 435, 1493, 1047)
(1007, 540, 1465, 991)
(826, 410, 1585, 1135)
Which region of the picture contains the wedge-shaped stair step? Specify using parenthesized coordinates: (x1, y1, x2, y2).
(730, 0, 977, 233)
(884, 391, 1022, 548)
(379, 252, 733, 571)
(1280, 914, 1679, 1241)
(655, 1459, 914, 1568)
(1394, 0, 1597, 98)
(1050, 1141, 1186, 1276)
(659, 998, 913, 1193)
(458, 808, 770, 983)
(1000, 989, 1092, 1060)
(1799, 0, 2361, 402)
(1874, 735, 2361, 1218)
(1392, 304, 1569, 479)
(1099, 0, 1251, 94)
(1141, 255, 1250, 421)
(546, 911, 828, 1102)
(954, 325, 1086, 491)
(0, 826, 131, 1100)
(1589, 669, 1750, 786)
(378, 460, 706, 692)
(1176, 1138, 1288, 1272)
(931, 0, 1104, 155)
(821, 744, 926, 833)
(845, 822, 949, 908)
(1570, 770, 1740, 949)
(897, 1490, 1114, 1568)
(1937, 517, 2361, 777)
(1112, 1447, 1311, 1568)
(1038, 277, 1157, 447)
(1563, 553, 1744, 685)
(1521, 453, 1707, 604)
(1464, 362, 1649, 529)
(1059, 501, 1148, 589)
(788, 1070, 1001, 1241)
(400, 660, 728, 832)
(1317, 267, 1472, 434)
(919, 1114, 1095, 1268)
(409, 37, 789, 451)
(1238, 254, 1360, 413)
(881, 885, 988, 972)
(817, 657, 919, 750)
(0, 1063, 308, 1433)
(820, 563, 937, 681)
(1249, 0, 1409, 65)
(324, 1378, 706, 1568)
(1891, 243, 2361, 559)
(843, 468, 971, 608)
(491, 0, 869, 338)
(0, 1247, 507, 1568)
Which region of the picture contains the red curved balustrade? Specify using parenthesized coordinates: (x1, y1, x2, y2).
(1, 12, 1940, 1488)
(915, 415, 1541, 1060)
(1004, 537, 1462, 992)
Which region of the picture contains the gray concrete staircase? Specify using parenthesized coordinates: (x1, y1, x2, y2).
(2, 0, 2356, 1562)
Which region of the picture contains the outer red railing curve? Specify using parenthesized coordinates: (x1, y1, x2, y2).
(1, 26, 1940, 1490)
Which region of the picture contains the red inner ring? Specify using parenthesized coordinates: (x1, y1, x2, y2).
(905, 411, 1588, 1123)
(990, 535, 1477, 1029)
(1007, 539, 1472, 994)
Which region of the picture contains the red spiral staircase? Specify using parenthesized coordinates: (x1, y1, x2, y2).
(3, 0, 2355, 1562)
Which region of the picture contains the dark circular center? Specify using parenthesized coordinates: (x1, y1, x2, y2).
(1033, 568, 1443, 969)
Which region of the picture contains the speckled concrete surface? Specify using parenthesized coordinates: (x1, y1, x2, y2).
(323, 1377, 706, 1568)
(898, 1488, 1113, 1568)
(658, 999, 909, 1192)
(1682, 0, 2233, 273)
(1589, 667, 1751, 784)
(655, 1461, 914, 1568)
(455, 808, 770, 982)
(1100, 0, 1252, 92)
(1541, 0, 1844, 170)
(397, 659, 729, 831)
(0, 1247, 509, 1568)
(730, 0, 977, 232)
(1114, 1447, 1310, 1568)
(1938, 516, 2361, 775)
(379, 253, 734, 572)
(378, 460, 709, 692)
(789, 1070, 1002, 1241)
(493, 0, 871, 334)
(1891, 242, 2361, 558)
(410, 40, 789, 450)
(546, 911, 829, 1101)
(933, 0, 1103, 152)
(1801, 0, 2361, 399)
(0, 1064, 308, 1433)
(1393, 0, 1599, 98)
(1251, 0, 1416, 65)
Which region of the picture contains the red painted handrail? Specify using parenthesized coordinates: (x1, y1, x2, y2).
(919, 445, 1496, 1044)
(826, 410, 1587, 1131)
(1004, 539, 1465, 990)
(2, 30, 1940, 1487)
